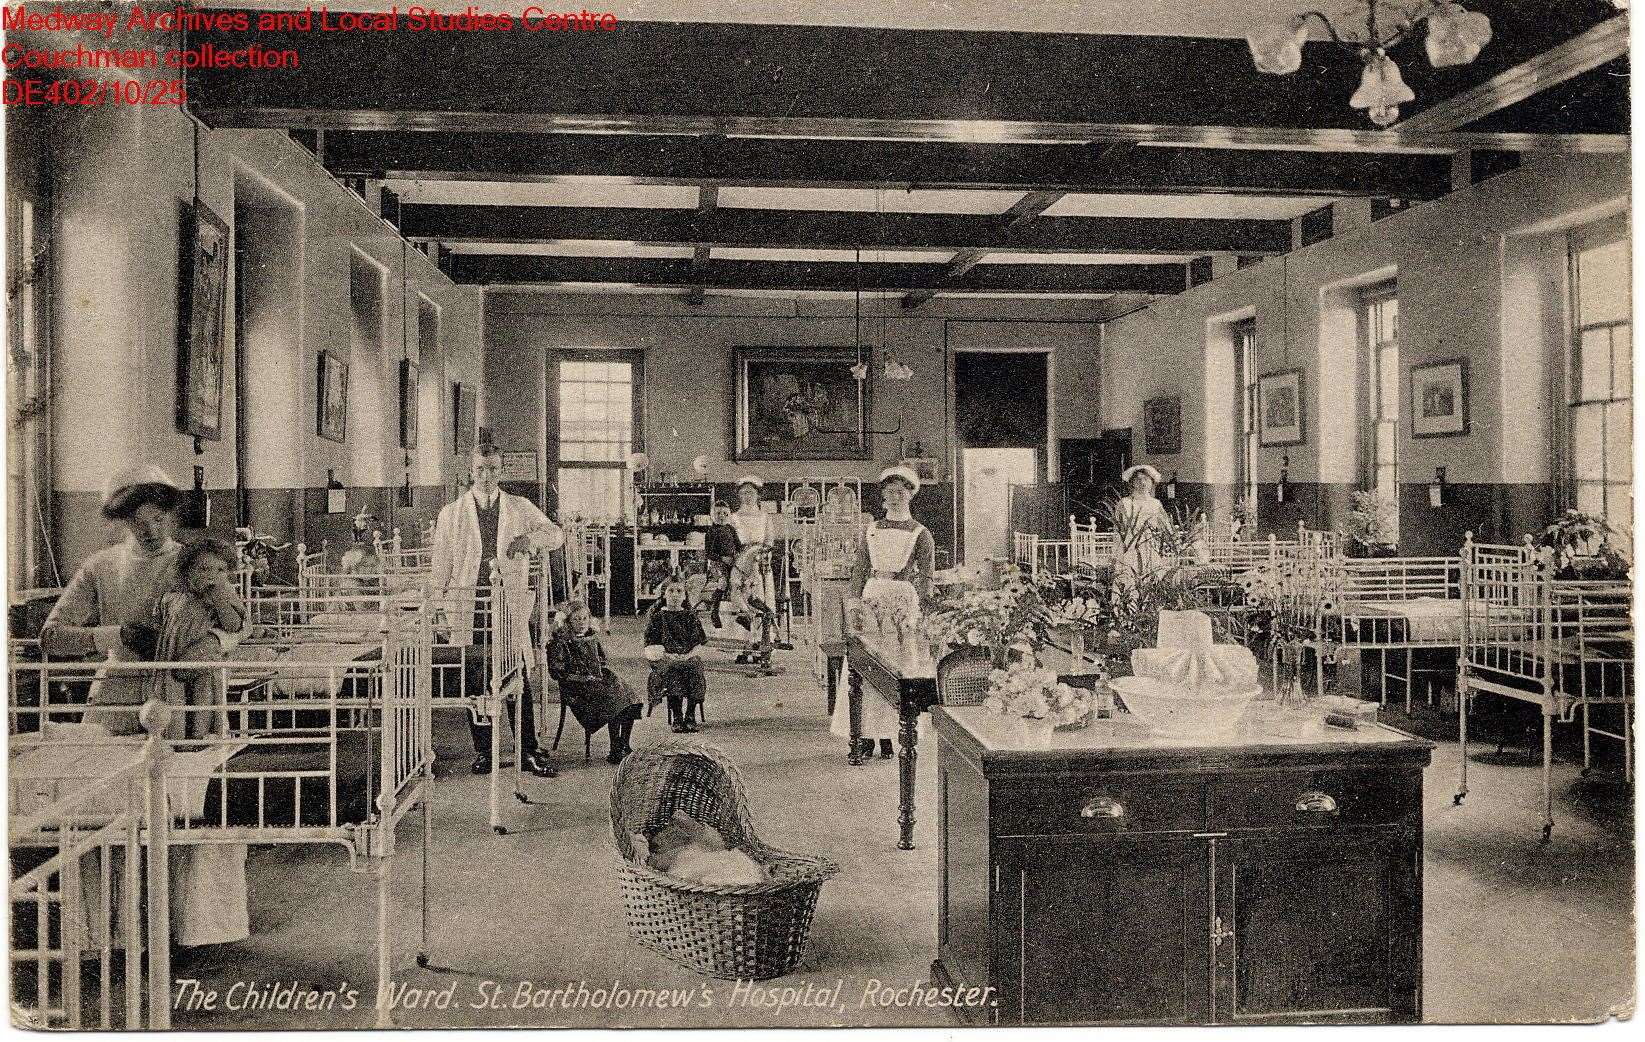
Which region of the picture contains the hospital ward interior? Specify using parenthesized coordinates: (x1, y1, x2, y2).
(2, 0, 1637, 1029)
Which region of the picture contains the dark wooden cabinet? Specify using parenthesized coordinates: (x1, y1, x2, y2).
(933, 708, 1431, 1026)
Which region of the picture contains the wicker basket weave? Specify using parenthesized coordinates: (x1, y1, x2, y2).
(611, 740, 838, 980)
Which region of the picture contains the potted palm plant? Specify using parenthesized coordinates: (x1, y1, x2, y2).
(1342, 491, 1399, 558)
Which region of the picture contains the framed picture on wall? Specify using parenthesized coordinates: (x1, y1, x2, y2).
(1410, 358, 1470, 438)
(732, 346, 870, 461)
(175, 200, 231, 440)
(452, 382, 477, 452)
(1258, 369, 1305, 446)
(399, 359, 419, 449)
(1142, 395, 1182, 455)
(316, 350, 349, 442)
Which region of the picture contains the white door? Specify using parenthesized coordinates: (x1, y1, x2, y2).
(962, 448, 1040, 564)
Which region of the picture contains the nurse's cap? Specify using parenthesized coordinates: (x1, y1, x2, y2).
(1121, 463, 1163, 484)
(878, 464, 922, 490)
(103, 464, 178, 505)
(736, 474, 765, 489)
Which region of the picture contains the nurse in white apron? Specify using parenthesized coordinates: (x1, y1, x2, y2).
(831, 465, 936, 759)
(1114, 463, 1173, 586)
(728, 476, 779, 656)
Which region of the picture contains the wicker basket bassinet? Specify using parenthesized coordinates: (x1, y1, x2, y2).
(610, 741, 838, 980)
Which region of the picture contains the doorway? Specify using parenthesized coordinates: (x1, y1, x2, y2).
(953, 350, 1049, 562)
(962, 448, 1040, 562)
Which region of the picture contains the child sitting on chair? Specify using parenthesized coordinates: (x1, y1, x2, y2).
(153, 538, 248, 740)
(547, 601, 640, 764)
(644, 577, 709, 734)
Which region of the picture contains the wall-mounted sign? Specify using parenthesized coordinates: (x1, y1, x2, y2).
(500, 451, 539, 483)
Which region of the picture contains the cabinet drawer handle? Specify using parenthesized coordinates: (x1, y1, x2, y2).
(1079, 795, 1127, 820)
(1295, 791, 1339, 814)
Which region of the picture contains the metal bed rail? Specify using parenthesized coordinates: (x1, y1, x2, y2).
(9, 716, 171, 1030)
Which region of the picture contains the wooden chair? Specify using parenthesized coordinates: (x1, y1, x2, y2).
(937, 647, 995, 706)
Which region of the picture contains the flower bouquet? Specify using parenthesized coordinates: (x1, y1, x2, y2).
(981, 656, 1097, 732)
(922, 565, 1045, 665)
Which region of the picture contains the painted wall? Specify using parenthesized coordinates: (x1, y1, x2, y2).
(1099, 153, 1629, 552)
(23, 102, 483, 573)
(484, 293, 1104, 554)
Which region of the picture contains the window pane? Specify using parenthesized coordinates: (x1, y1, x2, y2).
(1579, 327, 1613, 401)
(560, 399, 584, 423)
(1578, 239, 1631, 326)
(1605, 400, 1632, 484)
(1575, 480, 1606, 519)
(1378, 348, 1399, 421)
(1571, 404, 1606, 480)
(1604, 483, 1633, 550)
(1611, 325, 1632, 399)
(1375, 420, 1397, 464)
(557, 468, 624, 522)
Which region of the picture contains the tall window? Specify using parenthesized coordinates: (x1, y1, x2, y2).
(1362, 284, 1400, 541)
(1568, 217, 1632, 544)
(553, 352, 641, 522)
(7, 194, 52, 590)
(1232, 319, 1258, 530)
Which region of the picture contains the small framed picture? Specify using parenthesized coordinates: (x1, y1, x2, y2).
(1258, 369, 1305, 447)
(1410, 359, 1470, 438)
(1143, 396, 1182, 455)
(901, 457, 940, 485)
(316, 350, 349, 443)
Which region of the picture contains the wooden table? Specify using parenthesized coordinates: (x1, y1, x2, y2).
(931, 705, 1433, 1025)
(844, 635, 1098, 851)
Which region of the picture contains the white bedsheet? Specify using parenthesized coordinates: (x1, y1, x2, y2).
(240, 642, 375, 698)
(9, 729, 243, 823)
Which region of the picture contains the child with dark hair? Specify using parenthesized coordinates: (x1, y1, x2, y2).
(547, 601, 641, 764)
(702, 502, 740, 628)
(152, 538, 248, 740)
(644, 577, 709, 733)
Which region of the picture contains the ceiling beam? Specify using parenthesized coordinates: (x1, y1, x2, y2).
(901, 190, 1068, 310)
(1395, 12, 1630, 139)
(448, 256, 1187, 296)
(686, 185, 719, 306)
(338, 133, 1455, 199)
(185, 4, 1621, 151)
(399, 204, 1294, 256)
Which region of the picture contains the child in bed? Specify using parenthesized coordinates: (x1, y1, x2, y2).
(547, 601, 641, 764)
(644, 577, 709, 733)
(152, 538, 248, 740)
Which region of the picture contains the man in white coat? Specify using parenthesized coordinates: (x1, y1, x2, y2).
(432, 444, 565, 775)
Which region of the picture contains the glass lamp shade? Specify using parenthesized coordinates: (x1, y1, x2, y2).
(883, 358, 914, 381)
(1425, 4, 1492, 67)
(1247, 19, 1308, 74)
(1350, 52, 1415, 123)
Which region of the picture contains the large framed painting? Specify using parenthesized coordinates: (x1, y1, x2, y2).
(453, 382, 477, 452)
(175, 200, 231, 440)
(1258, 368, 1306, 447)
(1143, 395, 1182, 455)
(316, 351, 349, 442)
(399, 359, 419, 449)
(732, 347, 870, 461)
(1410, 358, 1470, 438)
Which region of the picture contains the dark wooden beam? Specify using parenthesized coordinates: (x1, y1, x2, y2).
(336, 132, 1454, 199)
(900, 190, 1069, 310)
(398, 204, 1293, 255)
(449, 256, 1187, 295)
(184, 4, 1622, 149)
(687, 185, 718, 306)
(1396, 13, 1629, 138)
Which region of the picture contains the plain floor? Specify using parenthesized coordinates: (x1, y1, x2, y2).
(161, 620, 1634, 1029)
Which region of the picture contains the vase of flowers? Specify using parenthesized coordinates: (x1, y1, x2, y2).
(1537, 509, 1630, 580)
(923, 565, 1046, 667)
(1343, 491, 1399, 557)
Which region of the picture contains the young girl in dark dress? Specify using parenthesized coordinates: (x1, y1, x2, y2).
(644, 578, 709, 733)
(547, 601, 640, 764)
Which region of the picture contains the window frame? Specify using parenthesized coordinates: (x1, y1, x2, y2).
(1232, 318, 1258, 529)
(1358, 282, 1401, 542)
(546, 348, 644, 523)
(7, 192, 54, 590)
(1563, 215, 1632, 539)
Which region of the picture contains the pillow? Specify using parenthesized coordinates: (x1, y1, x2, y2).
(667, 846, 765, 887)
(643, 809, 756, 884)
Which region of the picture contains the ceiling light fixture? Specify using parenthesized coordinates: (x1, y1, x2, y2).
(1247, 1, 1492, 127)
